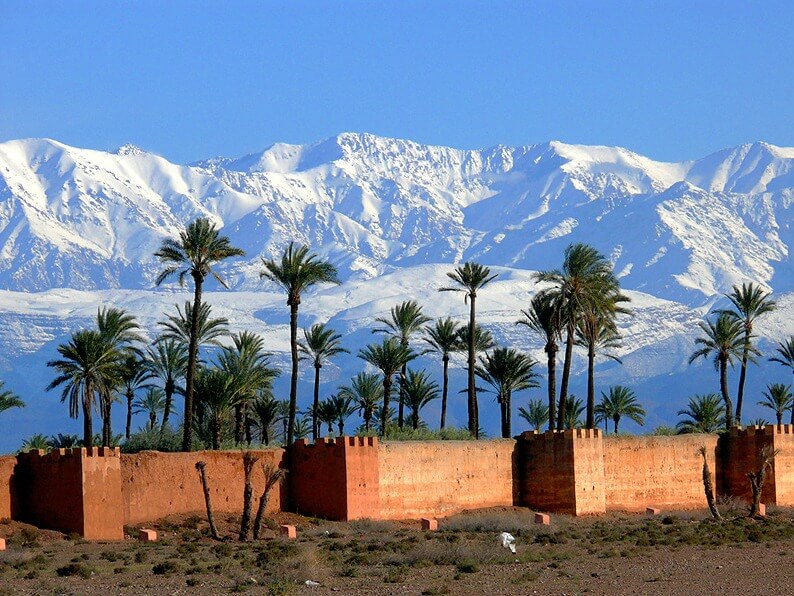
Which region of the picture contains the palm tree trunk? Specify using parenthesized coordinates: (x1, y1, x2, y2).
(557, 325, 575, 429)
(211, 417, 221, 450)
(234, 404, 243, 444)
(195, 461, 219, 540)
(161, 381, 174, 431)
(126, 390, 133, 439)
(103, 396, 112, 446)
(735, 342, 749, 425)
(468, 295, 477, 437)
(287, 301, 299, 446)
(547, 342, 557, 431)
(312, 364, 321, 441)
(586, 342, 596, 429)
(82, 381, 93, 447)
(245, 412, 253, 445)
(239, 452, 259, 541)
(440, 355, 449, 430)
(183, 274, 204, 452)
(505, 390, 512, 438)
(398, 362, 407, 429)
(149, 412, 156, 430)
(381, 376, 392, 437)
(777, 412, 783, 428)
(613, 415, 620, 434)
(720, 357, 735, 429)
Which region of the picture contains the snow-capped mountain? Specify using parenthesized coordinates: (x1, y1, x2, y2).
(0, 133, 792, 451)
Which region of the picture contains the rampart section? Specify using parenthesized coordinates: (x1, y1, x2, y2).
(378, 440, 517, 519)
(603, 434, 719, 511)
(121, 449, 285, 525)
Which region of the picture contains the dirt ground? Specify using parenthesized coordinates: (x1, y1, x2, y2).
(1, 505, 794, 594)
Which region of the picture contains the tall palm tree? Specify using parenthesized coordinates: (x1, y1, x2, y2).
(518, 399, 549, 432)
(423, 317, 462, 429)
(0, 381, 24, 415)
(688, 312, 751, 429)
(475, 347, 539, 437)
(576, 307, 627, 429)
(120, 354, 154, 439)
(133, 387, 167, 430)
(47, 330, 122, 447)
(517, 293, 562, 431)
(403, 369, 440, 430)
(676, 394, 726, 434)
(374, 301, 431, 429)
(194, 367, 239, 449)
(770, 337, 794, 422)
(155, 217, 245, 451)
(260, 242, 340, 446)
(143, 339, 188, 431)
(358, 338, 416, 436)
(338, 372, 383, 432)
(299, 323, 348, 441)
(440, 262, 498, 437)
(758, 383, 793, 428)
(594, 385, 645, 434)
(218, 331, 279, 444)
(717, 282, 776, 424)
(564, 395, 585, 429)
(535, 243, 621, 430)
(158, 301, 230, 349)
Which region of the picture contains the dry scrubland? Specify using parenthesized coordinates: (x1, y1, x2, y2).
(1, 506, 794, 594)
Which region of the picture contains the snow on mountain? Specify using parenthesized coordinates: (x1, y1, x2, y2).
(0, 132, 793, 450)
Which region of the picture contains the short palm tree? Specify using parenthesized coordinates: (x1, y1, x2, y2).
(518, 399, 549, 432)
(535, 243, 620, 429)
(293, 416, 312, 440)
(47, 329, 122, 447)
(261, 242, 340, 446)
(328, 393, 356, 435)
(252, 394, 279, 445)
(440, 262, 498, 437)
(133, 387, 167, 430)
(155, 217, 245, 451)
(475, 347, 539, 437)
(374, 300, 431, 429)
(564, 395, 585, 429)
(358, 338, 416, 436)
(717, 282, 776, 424)
(299, 323, 348, 441)
(517, 293, 562, 430)
(338, 372, 383, 432)
(758, 383, 793, 428)
(0, 381, 24, 415)
(676, 394, 726, 434)
(594, 385, 645, 434)
(770, 337, 794, 422)
(194, 367, 239, 449)
(688, 312, 752, 429)
(423, 317, 462, 429)
(403, 369, 440, 430)
(120, 354, 153, 439)
(158, 301, 230, 349)
(316, 399, 338, 436)
(21, 434, 50, 452)
(143, 338, 188, 431)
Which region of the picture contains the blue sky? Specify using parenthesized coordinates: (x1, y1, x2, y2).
(1, 0, 792, 163)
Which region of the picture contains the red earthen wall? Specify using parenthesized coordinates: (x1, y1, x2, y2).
(0, 456, 16, 520)
(378, 440, 517, 519)
(718, 426, 776, 502)
(603, 434, 719, 511)
(121, 449, 285, 525)
(771, 427, 794, 505)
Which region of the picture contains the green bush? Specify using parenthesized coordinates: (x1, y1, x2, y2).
(122, 426, 182, 453)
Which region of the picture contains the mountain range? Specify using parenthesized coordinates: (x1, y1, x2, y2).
(0, 132, 792, 451)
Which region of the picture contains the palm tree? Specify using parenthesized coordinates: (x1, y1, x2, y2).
(688, 312, 751, 428)
(517, 293, 562, 431)
(440, 262, 498, 437)
(194, 368, 239, 449)
(535, 243, 621, 430)
(770, 337, 794, 422)
(358, 338, 416, 436)
(327, 393, 356, 435)
(293, 416, 312, 440)
(21, 434, 50, 452)
(47, 329, 122, 447)
(119, 354, 153, 439)
(564, 395, 585, 429)
(252, 394, 279, 445)
(133, 387, 167, 430)
(316, 399, 338, 436)
(518, 399, 549, 432)
(218, 331, 280, 444)
(374, 301, 431, 428)
(338, 372, 383, 432)
(403, 369, 440, 430)
(455, 324, 496, 354)
(676, 394, 726, 434)
(575, 298, 629, 428)
(717, 282, 776, 424)
(758, 383, 793, 428)
(260, 242, 340, 446)
(143, 339, 188, 431)
(299, 323, 348, 441)
(155, 217, 245, 451)
(475, 347, 539, 437)
(594, 385, 645, 434)
(0, 381, 24, 415)
(158, 301, 230, 349)
(423, 318, 462, 429)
